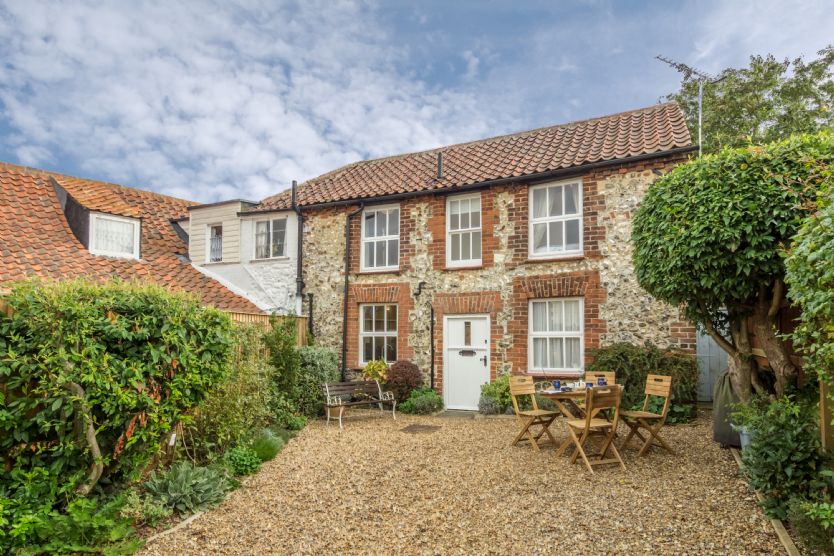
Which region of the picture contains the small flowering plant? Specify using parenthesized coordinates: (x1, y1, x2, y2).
(362, 359, 389, 383)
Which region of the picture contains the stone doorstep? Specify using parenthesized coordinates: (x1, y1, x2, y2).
(729, 448, 800, 556)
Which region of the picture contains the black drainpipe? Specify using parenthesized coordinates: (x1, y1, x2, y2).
(340, 203, 365, 380)
(291, 180, 304, 314)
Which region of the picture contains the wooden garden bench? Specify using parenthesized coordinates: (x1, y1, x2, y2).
(322, 380, 396, 430)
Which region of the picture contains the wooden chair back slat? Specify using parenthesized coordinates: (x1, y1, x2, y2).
(509, 375, 539, 416)
(641, 374, 673, 416)
(584, 371, 615, 385)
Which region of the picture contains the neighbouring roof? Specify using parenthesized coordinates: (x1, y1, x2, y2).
(0, 162, 262, 313)
(255, 102, 692, 211)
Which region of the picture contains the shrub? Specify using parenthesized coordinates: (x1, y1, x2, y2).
(187, 324, 275, 463)
(478, 394, 502, 415)
(362, 359, 388, 382)
(224, 446, 261, 476)
(250, 429, 284, 462)
(386, 360, 423, 402)
(586, 342, 698, 419)
(263, 315, 301, 399)
(788, 497, 834, 555)
(742, 396, 826, 518)
(399, 388, 443, 414)
(119, 489, 172, 527)
(143, 461, 231, 514)
(272, 393, 307, 431)
(480, 375, 512, 413)
(18, 496, 141, 556)
(295, 346, 339, 416)
(0, 279, 231, 504)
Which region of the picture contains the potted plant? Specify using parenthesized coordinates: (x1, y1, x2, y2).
(731, 397, 766, 451)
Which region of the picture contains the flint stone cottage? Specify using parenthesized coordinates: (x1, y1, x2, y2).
(239, 102, 699, 410)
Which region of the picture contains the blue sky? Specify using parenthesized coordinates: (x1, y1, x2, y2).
(0, 0, 832, 202)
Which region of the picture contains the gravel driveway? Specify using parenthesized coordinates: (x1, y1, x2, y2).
(141, 410, 781, 555)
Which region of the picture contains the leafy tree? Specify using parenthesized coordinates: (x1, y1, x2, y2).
(786, 189, 834, 387)
(668, 47, 834, 154)
(632, 133, 834, 400)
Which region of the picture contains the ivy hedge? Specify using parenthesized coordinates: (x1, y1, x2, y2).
(0, 280, 232, 550)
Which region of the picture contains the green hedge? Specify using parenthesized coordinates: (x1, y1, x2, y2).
(586, 342, 699, 417)
(0, 279, 232, 551)
(295, 346, 339, 416)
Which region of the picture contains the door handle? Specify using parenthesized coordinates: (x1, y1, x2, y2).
(480, 355, 487, 367)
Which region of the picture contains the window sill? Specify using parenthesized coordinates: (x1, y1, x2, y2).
(524, 254, 585, 264)
(525, 370, 584, 378)
(248, 256, 290, 264)
(358, 268, 400, 275)
(443, 263, 484, 271)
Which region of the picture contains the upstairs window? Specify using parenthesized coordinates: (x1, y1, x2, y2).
(359, 304, 398, 364)
(255, 218, 287, 259)
(447, 194, 482, 267)
(529, 298, 583, 373)
(208, 224, 223, 262)
(89, 213, 140, 259)
(361, 206, 399, 271)
(529, 180, 582, 258)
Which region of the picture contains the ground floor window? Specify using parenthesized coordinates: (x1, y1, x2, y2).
(359, 304, 397, 364)
(528, 298, 583, 372)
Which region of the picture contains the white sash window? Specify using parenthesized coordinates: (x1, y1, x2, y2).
(446, 194, 482, 267)
(255, 218, 287, 259)
(361, 206, 399, 271)
(529, 298, 583, 372)
(529, 180, 582, 258)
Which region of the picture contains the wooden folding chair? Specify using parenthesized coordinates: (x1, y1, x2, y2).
(578, 371, 616, 417)
(620, 374, 675, 457)
(509, 376, 558, 452)
(557, 385, 626, 473)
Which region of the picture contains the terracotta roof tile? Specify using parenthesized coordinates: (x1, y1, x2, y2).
(0, 162, 261, 313)
(256, 102, 692, 210)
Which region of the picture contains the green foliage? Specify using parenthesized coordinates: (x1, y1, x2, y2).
(633, 133, 834, 334)
(272, 393, 307, 430)
(224, 446, 261, 476)
(480, 374, 512, 413)
(250, 429, 284, 462)
(362, 359, 388, 382)
(477, 394, 502, 415)
(295, 346, 339, 416)
(119, 489, 172, 527)
(586, 342, 698, 416)
(386, 360, 423, 402)
(668, 47, 834, 154)
(786, 191, 834, 386)
(18, 496, 142, 556)
(0, 280, 232, 495)
(187, 324, 275, 463)
(399, 387, 443, 414)
(263, 315, 301, 401)
(143, 461, 231, 515)
(742, 396, 826, 518)
(788, 497, 834, 554)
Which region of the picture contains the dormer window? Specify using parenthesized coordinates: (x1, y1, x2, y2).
(254, 218, 287, 259)
(89, 212, 140, 259)
(208, 224, 223, 262)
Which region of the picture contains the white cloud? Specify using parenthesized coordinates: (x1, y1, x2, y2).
(0, 0, 509, 202)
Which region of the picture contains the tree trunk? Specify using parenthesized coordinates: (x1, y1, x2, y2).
(63, 381, 103, 495)
(727, 318, 755, 402)
(752, 281, 798, 397)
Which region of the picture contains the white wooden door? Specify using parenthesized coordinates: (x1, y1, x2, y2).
(444, 315, 490, 410)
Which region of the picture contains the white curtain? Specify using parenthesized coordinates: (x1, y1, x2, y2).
(94, 217, 135, 255)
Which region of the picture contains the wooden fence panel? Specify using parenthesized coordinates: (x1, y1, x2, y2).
(224, 312, 308, 347)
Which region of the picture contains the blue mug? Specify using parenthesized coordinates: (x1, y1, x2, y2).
(597, 377, 605, 386)
(586, 382, 593, 389)
(552, 379, 561, 390)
